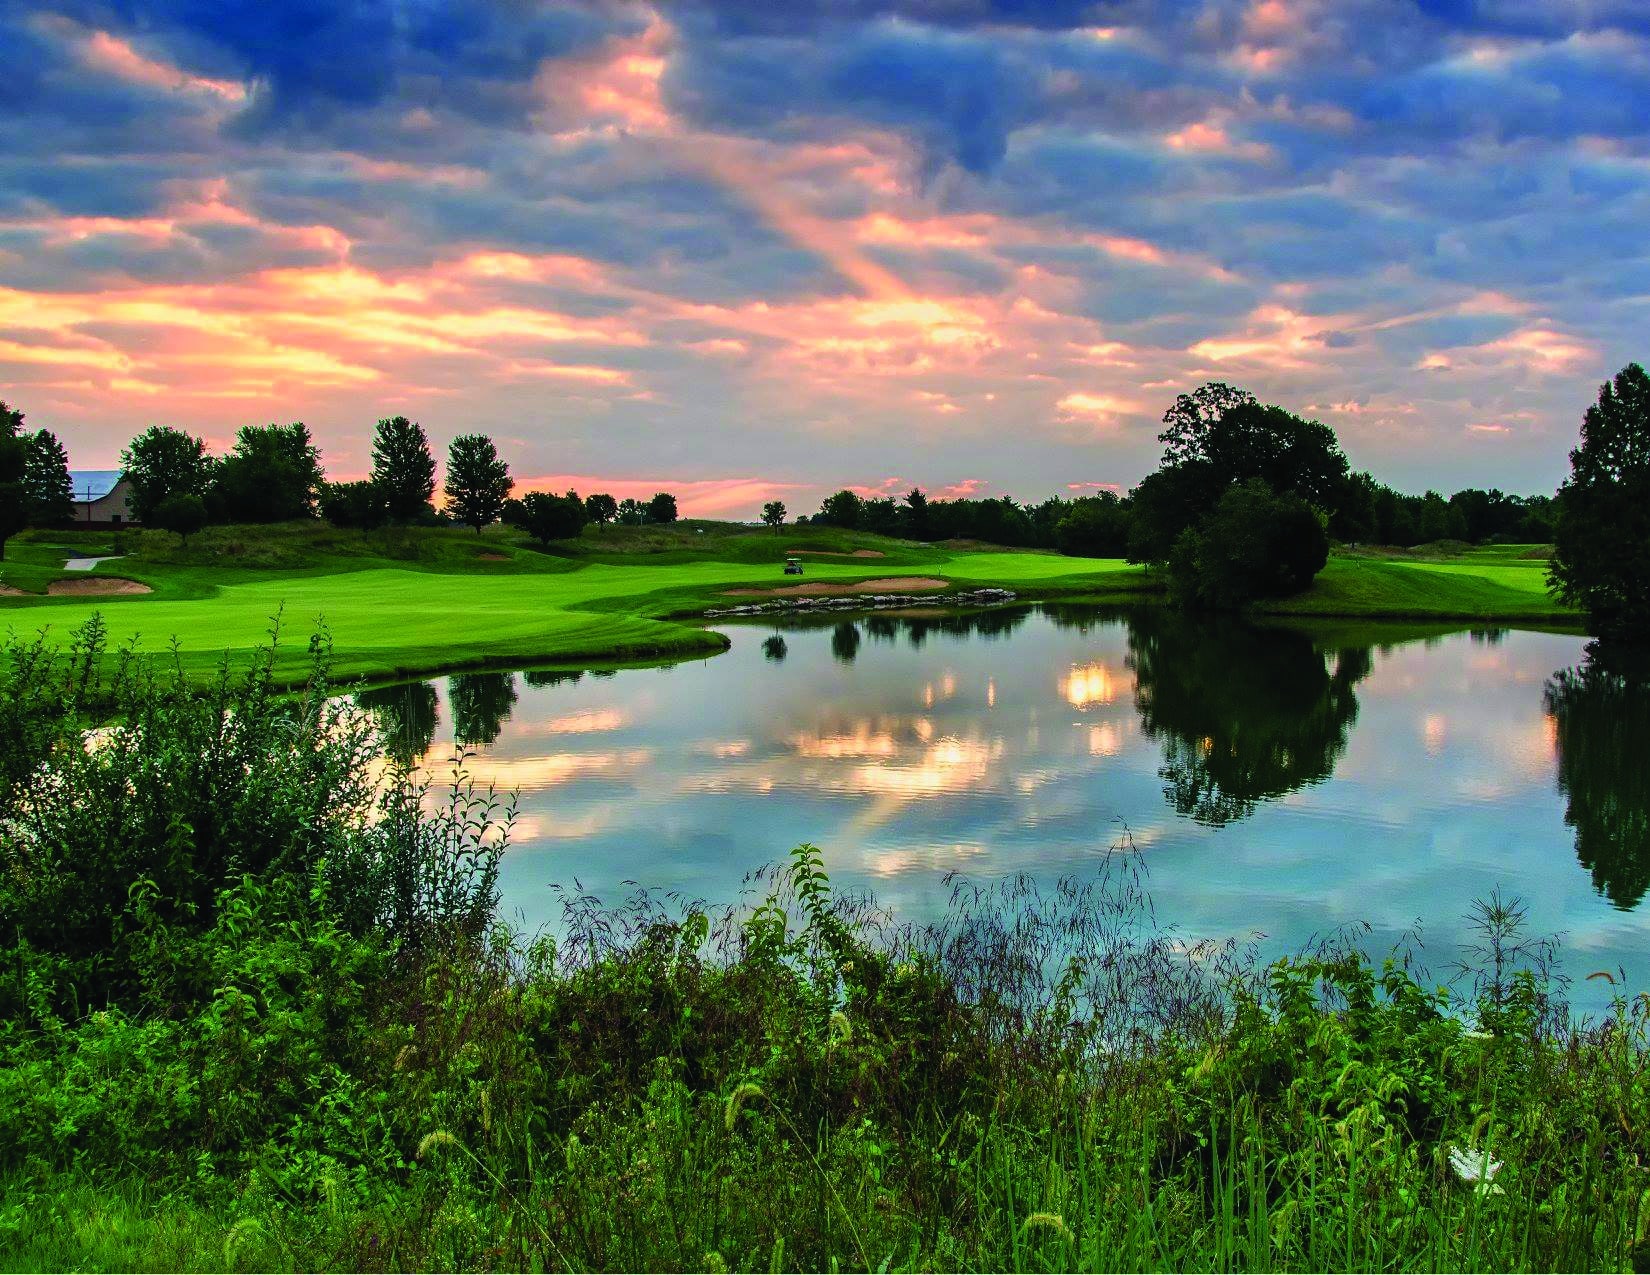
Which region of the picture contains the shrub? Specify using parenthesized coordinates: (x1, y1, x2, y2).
(1167, 480, 1328, 609)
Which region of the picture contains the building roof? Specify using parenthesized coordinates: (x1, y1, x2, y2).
(69, 470, 125, 503)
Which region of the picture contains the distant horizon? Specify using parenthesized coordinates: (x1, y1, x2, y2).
(5, 1, 1645, 518)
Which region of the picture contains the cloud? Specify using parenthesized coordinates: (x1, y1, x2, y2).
(0, 0, 1643, 504)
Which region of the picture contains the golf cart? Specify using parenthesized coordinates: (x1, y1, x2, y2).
(783, 555, 804, 576)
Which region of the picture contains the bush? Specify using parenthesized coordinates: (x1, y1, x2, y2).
(0, 622, 504, 1018)
(1167, 480, 1328, 609)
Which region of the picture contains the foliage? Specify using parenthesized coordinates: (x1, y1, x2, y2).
(23, 429, 74, 527)
(516, 490, 588, 546)
(647, 491, 679, 525)
(1166, 481, 1329, 610)
(444, 434, 513, 533)
(761, 499, 787, 529)
(817, 488, 864, 528)
(584, 492, 618, 525)
(151, 492, 209, 544)
(1550, 362, 1650, 641)
(370, 416, 437, 523)
(0, 622, 504, 1019)
(1055, 492, 1131, 557)
(318, 478, 389, 530)
(120, 425, 215, 523)
(0, 401, 28, 559)
(210, 422, 323, 523)
(1157, 381, 1256, 468)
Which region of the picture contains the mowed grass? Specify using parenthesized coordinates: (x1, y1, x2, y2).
(0, 523, 1578, 684)
(1265, 546, 1576, 624)
(0, 524, 1149, 683)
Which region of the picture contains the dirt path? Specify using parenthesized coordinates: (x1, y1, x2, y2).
(723, 576, 946, 598)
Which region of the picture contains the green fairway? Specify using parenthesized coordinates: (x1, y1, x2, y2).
(0, 523, 1579, 684)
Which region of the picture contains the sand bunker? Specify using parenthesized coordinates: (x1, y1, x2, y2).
(0, 584, 23, 597)
(724, 576, 946, 598)
(46, 577, 152, 596)
(791, 549, 886, 558)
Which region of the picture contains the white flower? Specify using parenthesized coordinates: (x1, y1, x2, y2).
(1448, 1145, 1506, 1195)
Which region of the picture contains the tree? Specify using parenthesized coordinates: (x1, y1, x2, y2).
(761, 500, 787, 530)
(646, 491, 678, 524)
(211, 422, 324, 523)
(370, 417, 436, 522)
(319, 480, 389, 530)
(1055, 492, 1131, 557)
(617, 498, 647, 526)
(903, 487, 930, 538)
(152, 492, 208, 545)
(1158, 382, 1256, 468)
(121, 426, 214, 523)
(817, 489, 862, 528)
(23, 430, 73, 527)
(444, 434, 513, 532)
(518, 491, 587, 546)
(1550, 362, 1650, 641)
(0, 402, 28, 561)
(584, 492, 618, 525)
(1166, 480, 1328, 610)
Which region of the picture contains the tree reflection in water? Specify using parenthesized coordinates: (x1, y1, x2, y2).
(1545, 645, 1650, 909)
(449, 672, 518, 748)
(1123, 611, 1372, 826)
(355, 680, 438, 766)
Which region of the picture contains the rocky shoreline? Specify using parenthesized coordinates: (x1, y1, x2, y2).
(703, 586, 1017, 619)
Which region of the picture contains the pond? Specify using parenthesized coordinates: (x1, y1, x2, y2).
(358, 605, 1650, 1017)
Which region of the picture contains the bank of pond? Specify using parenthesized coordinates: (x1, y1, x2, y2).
(1, 607, 1646, 1271)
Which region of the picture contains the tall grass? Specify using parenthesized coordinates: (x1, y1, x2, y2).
(0, 624, 1645, 1272)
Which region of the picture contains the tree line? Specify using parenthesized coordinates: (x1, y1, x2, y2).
(0, 407, 683, 555)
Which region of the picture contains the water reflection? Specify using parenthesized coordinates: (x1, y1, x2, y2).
(450, 672, 517, 748)
(355, 680, 438, 765)
(1126, 612, 1371, 826)
(1545, 646, 1650, 909)
(344, 607, 1650, 1013)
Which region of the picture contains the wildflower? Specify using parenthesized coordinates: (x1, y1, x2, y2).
(1448, 1144, 1506, 1196)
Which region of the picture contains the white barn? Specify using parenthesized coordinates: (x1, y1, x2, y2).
(69, 470, 140, 526)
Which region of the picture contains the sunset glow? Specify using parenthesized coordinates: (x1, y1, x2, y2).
(3, 1, 1643, 512)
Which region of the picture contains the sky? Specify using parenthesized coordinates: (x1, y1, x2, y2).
(2, 0, 1647, 518)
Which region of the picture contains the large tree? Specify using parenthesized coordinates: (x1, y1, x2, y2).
(370, 416, 437, 522)
(1550, 363, 1650, 641)
(444, 434, 513, 532)
(0, 402, 28, 560)
(212, 422, 324, 523)
(120, 425, 214, 523)
(583, 492, 618, 525)
(23, 430, 73, 527)
(761, 500, 786, 530)
(646, 491, 678, 524)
